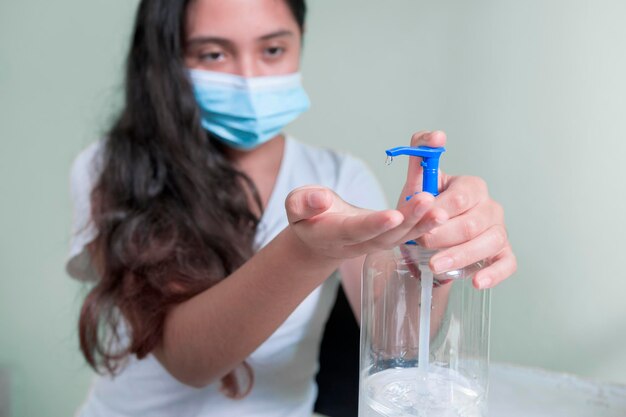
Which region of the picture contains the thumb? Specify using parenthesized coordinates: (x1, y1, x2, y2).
(404, 130, 448, 193)
(285, 186, 333, 224)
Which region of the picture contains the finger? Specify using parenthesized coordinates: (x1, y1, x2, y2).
(403, 130, 448, 193)
(429, 224, 508, 274)
(473, 245, 517, 289)
(432, 175, 488, 219)
(300, 209, 404, 246)
(339, 209, 405, 243)
(391, 192, 449, 244)
(397, 191, 436, 220)
(419, 200, 504, 249)
(349, 213, 448, 254)
(285, 186, 333, 224)
(352, 194, 446, 250)
(395, 207, 449, 244)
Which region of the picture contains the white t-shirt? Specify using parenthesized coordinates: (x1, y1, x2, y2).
(67, 136, 388, 417)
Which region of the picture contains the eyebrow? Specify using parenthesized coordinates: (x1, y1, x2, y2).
(187, 30, 295, 47)
(258, 30, 294, 41)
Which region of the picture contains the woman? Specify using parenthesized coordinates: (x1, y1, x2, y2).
(67, 0, 516, 416)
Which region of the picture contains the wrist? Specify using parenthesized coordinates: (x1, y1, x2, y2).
(282, 225, 343, 270)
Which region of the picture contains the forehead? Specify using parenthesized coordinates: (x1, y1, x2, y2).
(185, 0, 299, 39)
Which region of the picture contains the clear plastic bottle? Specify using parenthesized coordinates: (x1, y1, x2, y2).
(358, 147, 491, 417)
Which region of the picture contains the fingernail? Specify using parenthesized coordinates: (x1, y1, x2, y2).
(413, 201, 425, 215)
(432, 257, 453, 273)
(477, 276, 492, 289)
(307, 191, 325, 209)
(384, 215, 401, 230)
(431, 130, 444, 140)
(412, 132, 430, 145)
(436, 216, 446, 224)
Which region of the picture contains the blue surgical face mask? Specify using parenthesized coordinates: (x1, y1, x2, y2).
(188, 69, 311, 150)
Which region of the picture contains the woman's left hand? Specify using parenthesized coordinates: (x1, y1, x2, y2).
(399, 130, 517, 289)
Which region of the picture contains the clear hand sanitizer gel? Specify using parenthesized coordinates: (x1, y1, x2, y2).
(359, 146, 491, 417)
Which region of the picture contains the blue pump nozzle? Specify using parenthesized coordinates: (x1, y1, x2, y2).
(385, 146, 446, 196)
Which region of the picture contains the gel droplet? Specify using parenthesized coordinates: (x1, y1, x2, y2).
(385, 155, 394, 166)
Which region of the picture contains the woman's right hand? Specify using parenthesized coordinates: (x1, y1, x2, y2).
(285, 186, 448, 260)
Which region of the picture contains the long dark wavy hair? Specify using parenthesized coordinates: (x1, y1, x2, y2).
(78, 0, 306, 399)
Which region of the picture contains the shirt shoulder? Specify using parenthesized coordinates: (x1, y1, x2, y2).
(67, 140, 105, 281)
(70, 140, 105, 191)
(284, 138, 347, 187)
(285, 138, 389, 211)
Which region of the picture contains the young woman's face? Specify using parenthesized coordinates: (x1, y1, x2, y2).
(184, 0, 302, 77)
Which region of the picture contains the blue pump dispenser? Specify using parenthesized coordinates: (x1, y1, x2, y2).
(385, 146, 445, 196)
(386, 146, 446, 245)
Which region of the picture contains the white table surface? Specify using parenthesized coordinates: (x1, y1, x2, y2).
(489, 363, 626, 417)
(312, 363, 626, 417)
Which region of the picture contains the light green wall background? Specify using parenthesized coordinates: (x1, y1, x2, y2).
(1, 1, 625, 416)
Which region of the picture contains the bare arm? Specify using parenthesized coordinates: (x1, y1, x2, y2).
(152, 186, 441, 388)
(153, 226, 340, 388)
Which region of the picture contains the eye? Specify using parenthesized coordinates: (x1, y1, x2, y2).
(264, 46, 285, 58)
(199, 51, 226, 62)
